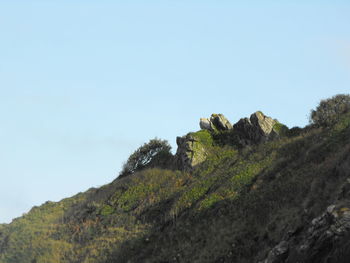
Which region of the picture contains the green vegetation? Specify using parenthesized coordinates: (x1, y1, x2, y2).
(1, 95, 350, 262)
(272, 121, 289, 136)
(119, 138, 173, 177)
(190, 130, 213, 147)
(310, 94, 350, 127)
(100, 205, 114, 216)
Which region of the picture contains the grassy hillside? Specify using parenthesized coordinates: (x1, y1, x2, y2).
(1, 107, 350, 262)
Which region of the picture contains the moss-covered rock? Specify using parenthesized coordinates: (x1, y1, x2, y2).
(233, 111, 287, 146)
(272, 122, 289, 137)
(174, 130, 214, 171)
(179, 112, 288, 170)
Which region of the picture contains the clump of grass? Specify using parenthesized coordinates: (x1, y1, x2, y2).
(190, 130, 214, 147)
(273, 122, 289, 136)
(100, 205, 115, 216)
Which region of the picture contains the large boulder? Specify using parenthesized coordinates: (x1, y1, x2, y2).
(199, 118, 212, 131)
(211, 114, 233, 131)
(174, 130, 213, 171)
(199, 114, 233, 132)
(250, 111, 276, 135)
(233, 111, 280, 146)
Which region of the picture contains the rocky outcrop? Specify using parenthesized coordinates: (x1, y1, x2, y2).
(178, 111, 284, 171)
(250, 111, 277, 136)
(199, 114, 233, 132)
(264, 241, 289, 263)
(199, 118, 212, 131)
(211, 114, 233, 130)
(262, 204, 350, 263)
(233, 111, 279, 146)
(200, 111, 285, 147)
(177, 113, 233, 171)
(174, 131, 212, 171)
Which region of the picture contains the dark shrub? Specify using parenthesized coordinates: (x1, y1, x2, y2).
(287, 126, 303, 137)
(119, 138, 173, 178)
(310, 94, 350, 127)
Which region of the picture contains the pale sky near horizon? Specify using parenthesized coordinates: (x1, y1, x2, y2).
(1, 1, 350, 223)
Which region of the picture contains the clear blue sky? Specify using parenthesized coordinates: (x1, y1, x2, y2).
(1, 1, 349, 223)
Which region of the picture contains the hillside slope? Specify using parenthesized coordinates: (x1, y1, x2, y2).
(1, 103, 350, 263)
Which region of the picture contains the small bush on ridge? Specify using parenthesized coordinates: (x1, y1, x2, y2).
(310, 94, 350, 127)
(119, 138, 173, 178)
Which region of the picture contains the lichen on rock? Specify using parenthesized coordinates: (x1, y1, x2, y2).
(177, 111, 288, 171)
(233, 111, 283, 146)
(174, 130, 213, 171)
(199, 114, 233, 132)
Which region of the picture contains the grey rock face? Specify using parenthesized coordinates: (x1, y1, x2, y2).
(175, 135, 194, 171)
(250, 111, 276, 135)
(262, 204, 350, 263)
(210, 114, 233, 131)
(233, 111, 278, 146)
(199, 118, 212, 131)
(295, 204, 350, 261)
(174, 134, 209, 171)
(199, 114, 233, 132)
(264, 241, 289, 263)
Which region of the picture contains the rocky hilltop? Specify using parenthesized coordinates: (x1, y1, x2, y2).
(1, 95, 350, 263)
(175, 111, 286, 171)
